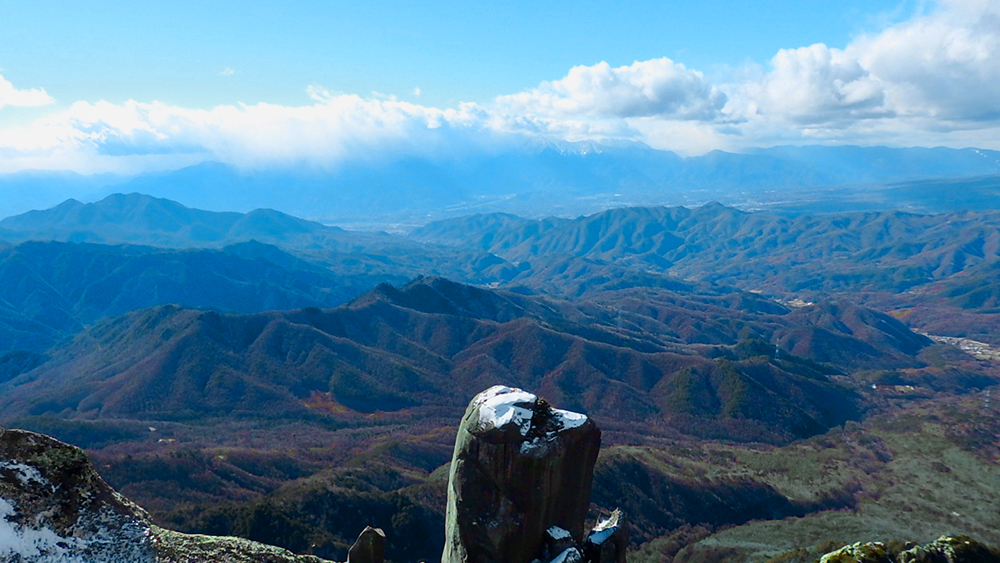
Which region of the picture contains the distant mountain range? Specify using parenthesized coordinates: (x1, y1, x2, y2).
(9, 193, 1000, 296)
(0, 192, 373, 249)
(411, 204, 1000, 297)
(4, 192, 1000, 353)
(2, 144, 1000, 225)
(0, 194, 996, 429)
(0, 195, 523, 353)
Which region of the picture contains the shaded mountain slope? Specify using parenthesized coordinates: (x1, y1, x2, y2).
(778, 301, 932, 369)
(937, 261, 1000, 310)
(162, 462, 445, 562)
(0, 240, 398, 353)
(591, 448, 858, 547)
(0, 277, 944, 443)
(0, 300, 70, 353)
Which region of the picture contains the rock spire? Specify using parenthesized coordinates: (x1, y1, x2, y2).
(442, 385, 613, 563)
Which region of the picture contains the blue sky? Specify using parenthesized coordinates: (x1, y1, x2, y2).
(1, 0, 998, 174)
(0, 0, 907, 109)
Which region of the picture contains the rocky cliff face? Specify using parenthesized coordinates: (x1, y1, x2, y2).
(442, 385, 622, 563)
(0, 428, 337, 563)
(0, 428, 156, 562)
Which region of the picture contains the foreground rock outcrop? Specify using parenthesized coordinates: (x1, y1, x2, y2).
(0, 428, 157, 562)
(819, 536, 1000, 563)
(0, 428, 336, 563)
(442, 385, 621, 563)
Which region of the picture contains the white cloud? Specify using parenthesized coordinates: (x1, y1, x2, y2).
(852, 0, 1000, 121)
(724, 0, 1000, 131)
(0, 92, 514, 174)
(490, 1, 1000, 150)
(0, 74, 54, 109)
(2, 0, 1000, 174)
(496, 58, 726, 120)
(220, 67, 235, 77)
(726, 44, 891, 125)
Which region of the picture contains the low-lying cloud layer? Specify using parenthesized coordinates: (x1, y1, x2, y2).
(1, 0, 998, 174)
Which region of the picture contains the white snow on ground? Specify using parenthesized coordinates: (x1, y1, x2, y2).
(1, 462, 155, 563)
(475, 386, 537, 435)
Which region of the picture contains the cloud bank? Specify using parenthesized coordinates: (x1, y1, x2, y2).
(0, 0, 998, 174)
(0, 76, 54, 110)
(724, 0, 1000, 143)
(496, 58, 726, 120)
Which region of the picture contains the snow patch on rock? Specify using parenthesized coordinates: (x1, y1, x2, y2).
(474, 385, 590, 450)
(588, 527, 614, 546)
(553, 408, 587, 430)
(0, 495, 154, 563)
(0, 497, 76, 560)
(587, 510, 622, 546)
(475, 386, 537, 435)
(0, 460, 50, 490)
(547, 526, 572, 540)
(550, 547, 583, 563)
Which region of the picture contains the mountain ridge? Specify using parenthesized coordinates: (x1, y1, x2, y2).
(410, 204, 1000, 298)
(0, 239, 403, 352)
(0, 192, 364, 249)
(2, 276, 954, 444)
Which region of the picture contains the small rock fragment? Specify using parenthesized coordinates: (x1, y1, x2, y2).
(550, 547, 584, 563)
(347, 526, 386, 563)
(541, 526, 577, 562)
(585, 510, 628, 563)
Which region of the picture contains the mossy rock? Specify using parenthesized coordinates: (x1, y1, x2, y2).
(820, 542, 891, 563)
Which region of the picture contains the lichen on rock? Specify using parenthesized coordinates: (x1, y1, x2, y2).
(897, 535, 1000, 563)
(0, 429, 156, 562)
(150, 528, 332, 563)
(820, 542, 891, 563)
(819, 536, 1000, 563)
